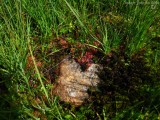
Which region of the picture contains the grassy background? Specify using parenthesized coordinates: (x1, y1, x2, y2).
(0, 0, 160, 119)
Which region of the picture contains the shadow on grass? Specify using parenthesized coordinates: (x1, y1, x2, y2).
(0, 66, 20, 120)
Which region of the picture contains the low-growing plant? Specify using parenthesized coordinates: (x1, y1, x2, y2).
(0, 0, 160, 119)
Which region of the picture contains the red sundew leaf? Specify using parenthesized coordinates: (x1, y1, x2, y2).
(26, 56, 34, 69)
(91, 48, 98, 54)
(33, 84, 38, 88)
(49, 40, 58, 49)
(77, 56, 88, 65)
(26, 56, 42, 69)
(56, 37, 68, 48)
(60, 39, 67, 45)
(60, 39, 68, 48)
(86, 62, 92, 68)
(77, 42, 85, 48)
(79, 51, 94, 64)
(96, 33, 101, 39)
(81, 56, 89, 63)
(85, 51, 93, 59)
(93, 41, 101, 47)
(36, 61, 42, 68)
(75, 51, 94, 66)
(33, 110, 41, 117)
(87, 41, 101, 54)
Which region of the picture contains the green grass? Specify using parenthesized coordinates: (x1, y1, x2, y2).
(0, 0, 160, 119)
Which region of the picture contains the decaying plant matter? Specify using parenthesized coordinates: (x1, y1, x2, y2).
(52, 56, 103, 106)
